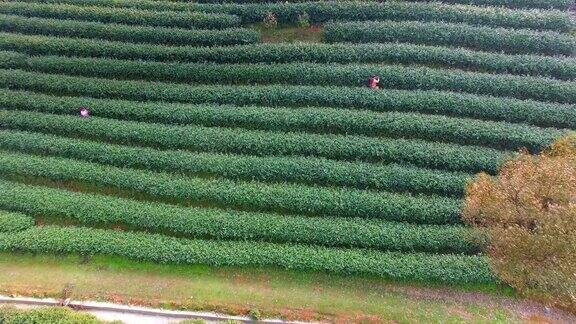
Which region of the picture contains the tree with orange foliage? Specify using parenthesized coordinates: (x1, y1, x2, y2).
(463, 134, 576, 313)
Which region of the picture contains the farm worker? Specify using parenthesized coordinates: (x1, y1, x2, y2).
(79, 107, 90, 117)
(368, 75, 380, 89)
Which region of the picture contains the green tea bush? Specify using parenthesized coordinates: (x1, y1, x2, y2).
(0, 2, 241, 29)
(6, 52, 574, 103)
(0, 89, 562, 151)
(0, 14, 260, 46)
(0, 150, 462, 224)
(0, 129, 470, 197)
(324, 20, 576, 56)
(173, 0, 573, 10)
(0, 69, 572, 129)
(427, 0, 573, 9)
(0, 210, 34, 232)
(19, 0, 571, 32)
(3, 32, 574, 80)
(0, 109, 507, 173)
(0, 225, 497, 284)
(0, 179, 481, 253)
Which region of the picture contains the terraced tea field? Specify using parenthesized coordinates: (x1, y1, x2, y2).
(0, 0, 574, 292)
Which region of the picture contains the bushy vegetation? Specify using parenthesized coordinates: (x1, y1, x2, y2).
(0, 129, 471, 197)
(0, 109, 507, 173)
(1, 69, 573, 129)
(0, 179, 481, 253)
(324, 20, 576, 56)
(0, 225, 496, 284)
(0, 306, 112, 324)
(463, 134, 576, 312)
(0, 14, 260, 46)
(3, 33, 574, 80)
(5, 51, 574, 103)
(20, 0, 571, 31)
(0, 1, 241, 29)
(0, 150, 462, 224)
(0, 0, 573, 298)
(163, 0, 574, 10)
(0, 89, 563, 151)
(0, 210, 34, 232)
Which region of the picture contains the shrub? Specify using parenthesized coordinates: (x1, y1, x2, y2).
(0, 1, 241, 29)
(262, 12, 277, 28)
(0, 109, 507, 173)
(296, 12, 310, 28)
(0, 210, 34, 232)
(463, 134, 576, 312)
(0, 69, 572, 129)
(3, 32, 574, 80)
(0, 128, 471, 197)
(0, 149, 463, 224)
(0, 306, 109, 324)
(18, 0, 571, 32)
(0, 88, 562, 152)
(167, 0, 574, 10)
(0, 178, 481, 253)
(0, 14, 260, 46)
(324, 20, 576, 56)
(4, 51, 574, 104)
(0, 225, 497, 284)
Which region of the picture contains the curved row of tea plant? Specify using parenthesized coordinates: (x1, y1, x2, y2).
(0, 14, 260, 46)
(18, 0, 572, 32)
(1, 69, 572, 129)
(0, 225, 496, 284)
(0, 209, 34, 233)
(192, 1, 575, 32)
(324, 20, 576, 56)
(6, 52, 573, 103)
(0, 89, 563, 151)
(186, 0, 572, 10)
(0, 129, 470, 197)
(0, 150, 462, 224)
(3, 33, 574, 80)
(0, 110, 506, 173)
(0, 2, 241, 29)
(425, 0, 573, 9)
(0, 179, 481, 253)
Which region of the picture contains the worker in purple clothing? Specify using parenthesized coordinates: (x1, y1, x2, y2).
(79, 107, 90, 118)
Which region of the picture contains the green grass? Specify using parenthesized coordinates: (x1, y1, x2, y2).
(0, 252, 520, 322)
(255, 24, 324, 43)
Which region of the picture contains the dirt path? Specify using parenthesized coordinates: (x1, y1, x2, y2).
(0, 295, 306, 324)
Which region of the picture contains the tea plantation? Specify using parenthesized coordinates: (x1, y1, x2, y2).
(0, 0, 573, 286)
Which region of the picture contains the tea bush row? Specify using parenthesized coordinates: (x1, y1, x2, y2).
(324, 20, 576, 56)
(0, 225, 497, 284)
(0, 14, 260, 46)
(19, 0, 572, 32)
(6, 52, 574, 103)
(0, 129, 470, 197)
(0, 88, 563, 152)
(0, 179, 481, 253)
(0, 1, 241, 29)
(2, 32, 574, 80)
(0, 109, 507, 173)
(1, 69, 572, 129)
(0, 210, 34, 233)
(0, 150, 462, 224)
